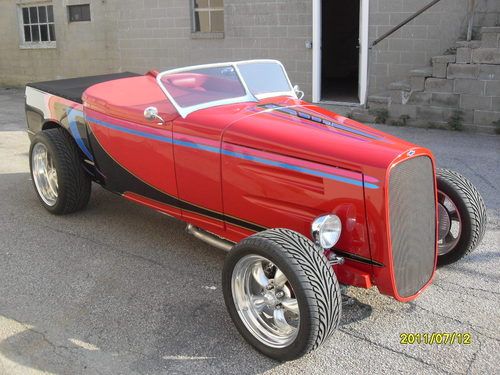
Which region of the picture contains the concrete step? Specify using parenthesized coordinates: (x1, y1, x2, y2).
(456, 46, 472, 64)
(432, 55, 457, 64)
(474, 109, 500, 126)
(456, 40, 482, 49)
(447, 63, 480, 79)
(481, 27, 500, 48)
(481, 26, 500, 34)
(388, 81, 411, 91)
(367, 93, 390, 110)
(350, 109, 376, 123)
(367, 93, 390, 104)
(471, 48, 500, 64)
(409, 67, 433, 78)
(410, 75, 426, 91)
(432, 55, 456, 78)
(425, 78, 454, 93)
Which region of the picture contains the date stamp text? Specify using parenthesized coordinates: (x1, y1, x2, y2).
(400, 332, 472, 345)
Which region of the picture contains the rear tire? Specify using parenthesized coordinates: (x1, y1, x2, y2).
(436, 169, 486, 267)
(29, 128, 91, 214)
(222, 228, 341, 361)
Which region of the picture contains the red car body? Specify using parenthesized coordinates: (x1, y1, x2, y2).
(25, 68, 438, 303)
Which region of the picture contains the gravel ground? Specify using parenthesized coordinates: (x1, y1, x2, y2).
(0, 87, 498, 374)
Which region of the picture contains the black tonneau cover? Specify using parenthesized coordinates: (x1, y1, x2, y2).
(27, 72, 140, 104)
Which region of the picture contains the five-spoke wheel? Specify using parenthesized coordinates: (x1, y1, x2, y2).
(223, 228, 341, 361)
(32, 142, 59, 206)
(232, 254, 300, 348)
(437, 190, 461, 256)
(29, 128, 91, 214)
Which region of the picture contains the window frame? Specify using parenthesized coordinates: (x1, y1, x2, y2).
(191, 0, 224, 36)
(67, 4, 91, 23)
(17, 2, 56, 49)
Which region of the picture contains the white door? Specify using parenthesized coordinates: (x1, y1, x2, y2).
(312, 0, 369, 105)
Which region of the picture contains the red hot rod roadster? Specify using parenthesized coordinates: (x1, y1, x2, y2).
(25, 60, 486, 360)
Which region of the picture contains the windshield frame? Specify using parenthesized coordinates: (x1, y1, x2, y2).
(156, 59, 297, 118)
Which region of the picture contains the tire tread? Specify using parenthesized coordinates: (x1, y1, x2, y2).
(223, 228, 341, 360)
(437, 168, 486, 265)
(30, 128, 91, 214)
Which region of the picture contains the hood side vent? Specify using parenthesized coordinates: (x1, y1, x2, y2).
(258, 104, 381, 140)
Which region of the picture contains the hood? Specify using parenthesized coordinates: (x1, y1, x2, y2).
(221, 97, 417, 175)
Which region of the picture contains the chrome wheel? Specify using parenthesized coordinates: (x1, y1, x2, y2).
(231, 254, 300, 348)
(437, 190, 462, 256)
(32, 142, 58, 206)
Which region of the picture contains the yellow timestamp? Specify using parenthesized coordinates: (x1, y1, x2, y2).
(400, 332, 472, 345)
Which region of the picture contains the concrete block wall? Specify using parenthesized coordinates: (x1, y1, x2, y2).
(0, 0, 498, 104)
(115, 0, 313, 98)
(368, 0, 473, 95)
(360, 27, 500, 132)
(472, 0, 500, 37)
(0, 0, 119, 86)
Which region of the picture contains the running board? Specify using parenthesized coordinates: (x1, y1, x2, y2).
(185, 224, 234, 252)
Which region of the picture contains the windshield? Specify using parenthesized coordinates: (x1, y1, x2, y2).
(157, 60, 295, 118)
(237, 61, 292, 97)
(159, 65, 246, 108)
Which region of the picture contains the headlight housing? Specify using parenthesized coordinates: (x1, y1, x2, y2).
(311, 214, 342, 249)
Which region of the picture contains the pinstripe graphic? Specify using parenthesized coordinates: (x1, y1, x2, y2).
(87, 126, 267, 233)
(67, 107, 94, 161)
(85, 113, 380, 189)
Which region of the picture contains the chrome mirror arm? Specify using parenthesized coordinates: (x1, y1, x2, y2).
(143, 106, 165, 124)
(293, 85, 304, 100)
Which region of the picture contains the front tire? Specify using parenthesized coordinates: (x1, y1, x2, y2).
(29, 128, 91, 214)
(222, 228, 341, 361)
(436, 169, 486, 266)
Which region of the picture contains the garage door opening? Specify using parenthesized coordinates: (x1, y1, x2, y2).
(321, 0, 360, 103)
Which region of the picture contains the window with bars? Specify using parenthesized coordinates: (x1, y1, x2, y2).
(20, 4, 55, 45)
(192, 0, 224, 33)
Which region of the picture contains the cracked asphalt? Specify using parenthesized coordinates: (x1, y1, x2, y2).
(0, 87, 499, 374)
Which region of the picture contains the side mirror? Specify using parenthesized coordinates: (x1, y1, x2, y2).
(293, 85, 304, 100)
(144, 106, 164, 124)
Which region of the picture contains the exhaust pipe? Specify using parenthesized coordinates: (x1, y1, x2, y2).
(186, 224, 234, 252)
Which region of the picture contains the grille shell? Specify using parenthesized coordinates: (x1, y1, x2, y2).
(389, 156, 436, 298)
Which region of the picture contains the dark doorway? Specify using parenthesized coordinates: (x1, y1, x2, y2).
(321, 0, 360, 103)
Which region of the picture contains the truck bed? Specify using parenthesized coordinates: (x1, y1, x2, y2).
(26, 72, 140, 104)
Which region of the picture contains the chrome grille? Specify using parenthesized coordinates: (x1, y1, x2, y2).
(389, 156, 436, 297)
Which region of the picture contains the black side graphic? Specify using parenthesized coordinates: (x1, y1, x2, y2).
(89, 131, 266, 232)
(334, 249, 384, 267)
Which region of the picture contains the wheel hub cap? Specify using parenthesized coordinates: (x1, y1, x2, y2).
(263, 292, 278, 307)
(231, 254, 300, 348)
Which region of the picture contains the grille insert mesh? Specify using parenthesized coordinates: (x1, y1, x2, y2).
(389, 156, 436, 297)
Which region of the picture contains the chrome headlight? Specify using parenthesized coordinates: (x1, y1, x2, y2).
(311, 214, 342, 249)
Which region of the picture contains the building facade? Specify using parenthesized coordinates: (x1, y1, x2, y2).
(1, 0, 499, 107)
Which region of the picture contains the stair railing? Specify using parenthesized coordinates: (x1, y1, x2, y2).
(371, 0, 443, 47)
(466, 0, 476, 41)
(366, 0, 444, 107)
(365, 0, 478, 107)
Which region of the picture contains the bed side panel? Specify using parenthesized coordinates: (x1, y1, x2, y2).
(25, 86, 94, 161)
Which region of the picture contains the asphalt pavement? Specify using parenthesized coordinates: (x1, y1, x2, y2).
(0, 87, 499, 374)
